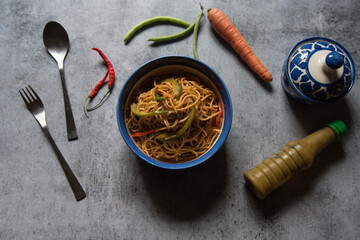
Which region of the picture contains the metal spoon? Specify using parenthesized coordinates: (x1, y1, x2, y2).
(43, 21, 78, 141)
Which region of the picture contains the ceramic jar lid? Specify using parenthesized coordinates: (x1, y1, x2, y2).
(286, 37, 355, 102)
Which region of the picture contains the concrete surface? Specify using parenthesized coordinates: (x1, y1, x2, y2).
(1, 0, 359, 239)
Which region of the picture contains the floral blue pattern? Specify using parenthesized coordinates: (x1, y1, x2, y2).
(282, 37, 355, 104)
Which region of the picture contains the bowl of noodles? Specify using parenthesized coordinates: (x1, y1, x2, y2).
(117, 56, 232, 169)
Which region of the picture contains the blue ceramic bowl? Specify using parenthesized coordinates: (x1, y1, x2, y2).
(116, 56, 233, 169)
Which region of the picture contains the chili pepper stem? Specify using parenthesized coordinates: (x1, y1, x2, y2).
(83, 96, 90, 118)
(86, 88, 112, 112)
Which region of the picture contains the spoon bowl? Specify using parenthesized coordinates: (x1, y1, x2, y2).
(43, 21, 78, 140)
(43, 21, 69, 66)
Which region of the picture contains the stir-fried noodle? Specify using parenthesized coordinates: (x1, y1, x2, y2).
(126, 74, 222, 162)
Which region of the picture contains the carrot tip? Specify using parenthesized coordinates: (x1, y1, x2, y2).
(263, 73, 273, 82)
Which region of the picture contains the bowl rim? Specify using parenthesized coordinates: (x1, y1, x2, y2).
(116, 55, 233, 169)
(284, 36, 356, 103)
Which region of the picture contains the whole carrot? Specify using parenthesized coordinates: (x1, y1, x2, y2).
(207, 8, 273, 82)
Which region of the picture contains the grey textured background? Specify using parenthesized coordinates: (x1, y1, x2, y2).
(1, 0, 359, 239)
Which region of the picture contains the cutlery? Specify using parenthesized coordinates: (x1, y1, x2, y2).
(43, 21, 78, 141)
(19, 85, 86, 201)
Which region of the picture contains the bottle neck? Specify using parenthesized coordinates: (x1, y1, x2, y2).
(300, 126, 337, 156)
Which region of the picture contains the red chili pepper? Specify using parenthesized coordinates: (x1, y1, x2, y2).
(214, 102, 222, 126)
(91, 48, 115, 89)
(89, 70, 109, 98)
(131, 129, 156, 138)
(84, 48, 116, 117)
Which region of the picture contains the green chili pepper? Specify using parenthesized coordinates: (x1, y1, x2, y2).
(148, 22, 195, 42)
(155, 106, 196, 141)
(193, 4, 204, 60)
(124, 16, 191, 43)
(131, 103, 172, 117)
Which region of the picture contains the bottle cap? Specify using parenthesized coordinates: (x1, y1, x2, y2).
(328, 120, 347, 138)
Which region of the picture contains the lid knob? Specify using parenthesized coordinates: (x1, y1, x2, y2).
(325, 51, 344, 69)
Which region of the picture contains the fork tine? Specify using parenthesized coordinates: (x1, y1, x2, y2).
(19, 89, 29, 104)
(22, 87, 32, 102)
(25, 86, 36, 101)
(27, 85, 39, 100)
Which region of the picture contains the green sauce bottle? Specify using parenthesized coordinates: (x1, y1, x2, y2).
(243, 120, 347, 199)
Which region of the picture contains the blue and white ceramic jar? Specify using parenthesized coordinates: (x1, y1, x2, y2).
(281, 37, 355, 104)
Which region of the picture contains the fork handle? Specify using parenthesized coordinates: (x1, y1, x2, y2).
(43, 126, 86, 201)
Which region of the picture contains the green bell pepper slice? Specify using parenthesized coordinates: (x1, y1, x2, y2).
(155, 94, 166, 101)
(155, 106, 196, 141)
(164, 77, 182, 98)
(131, 103, 172, 117)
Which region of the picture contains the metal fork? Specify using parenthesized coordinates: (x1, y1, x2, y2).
(19, 85, 86, 201)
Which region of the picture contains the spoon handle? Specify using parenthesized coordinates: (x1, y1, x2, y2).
(59, 66, 78, 141)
